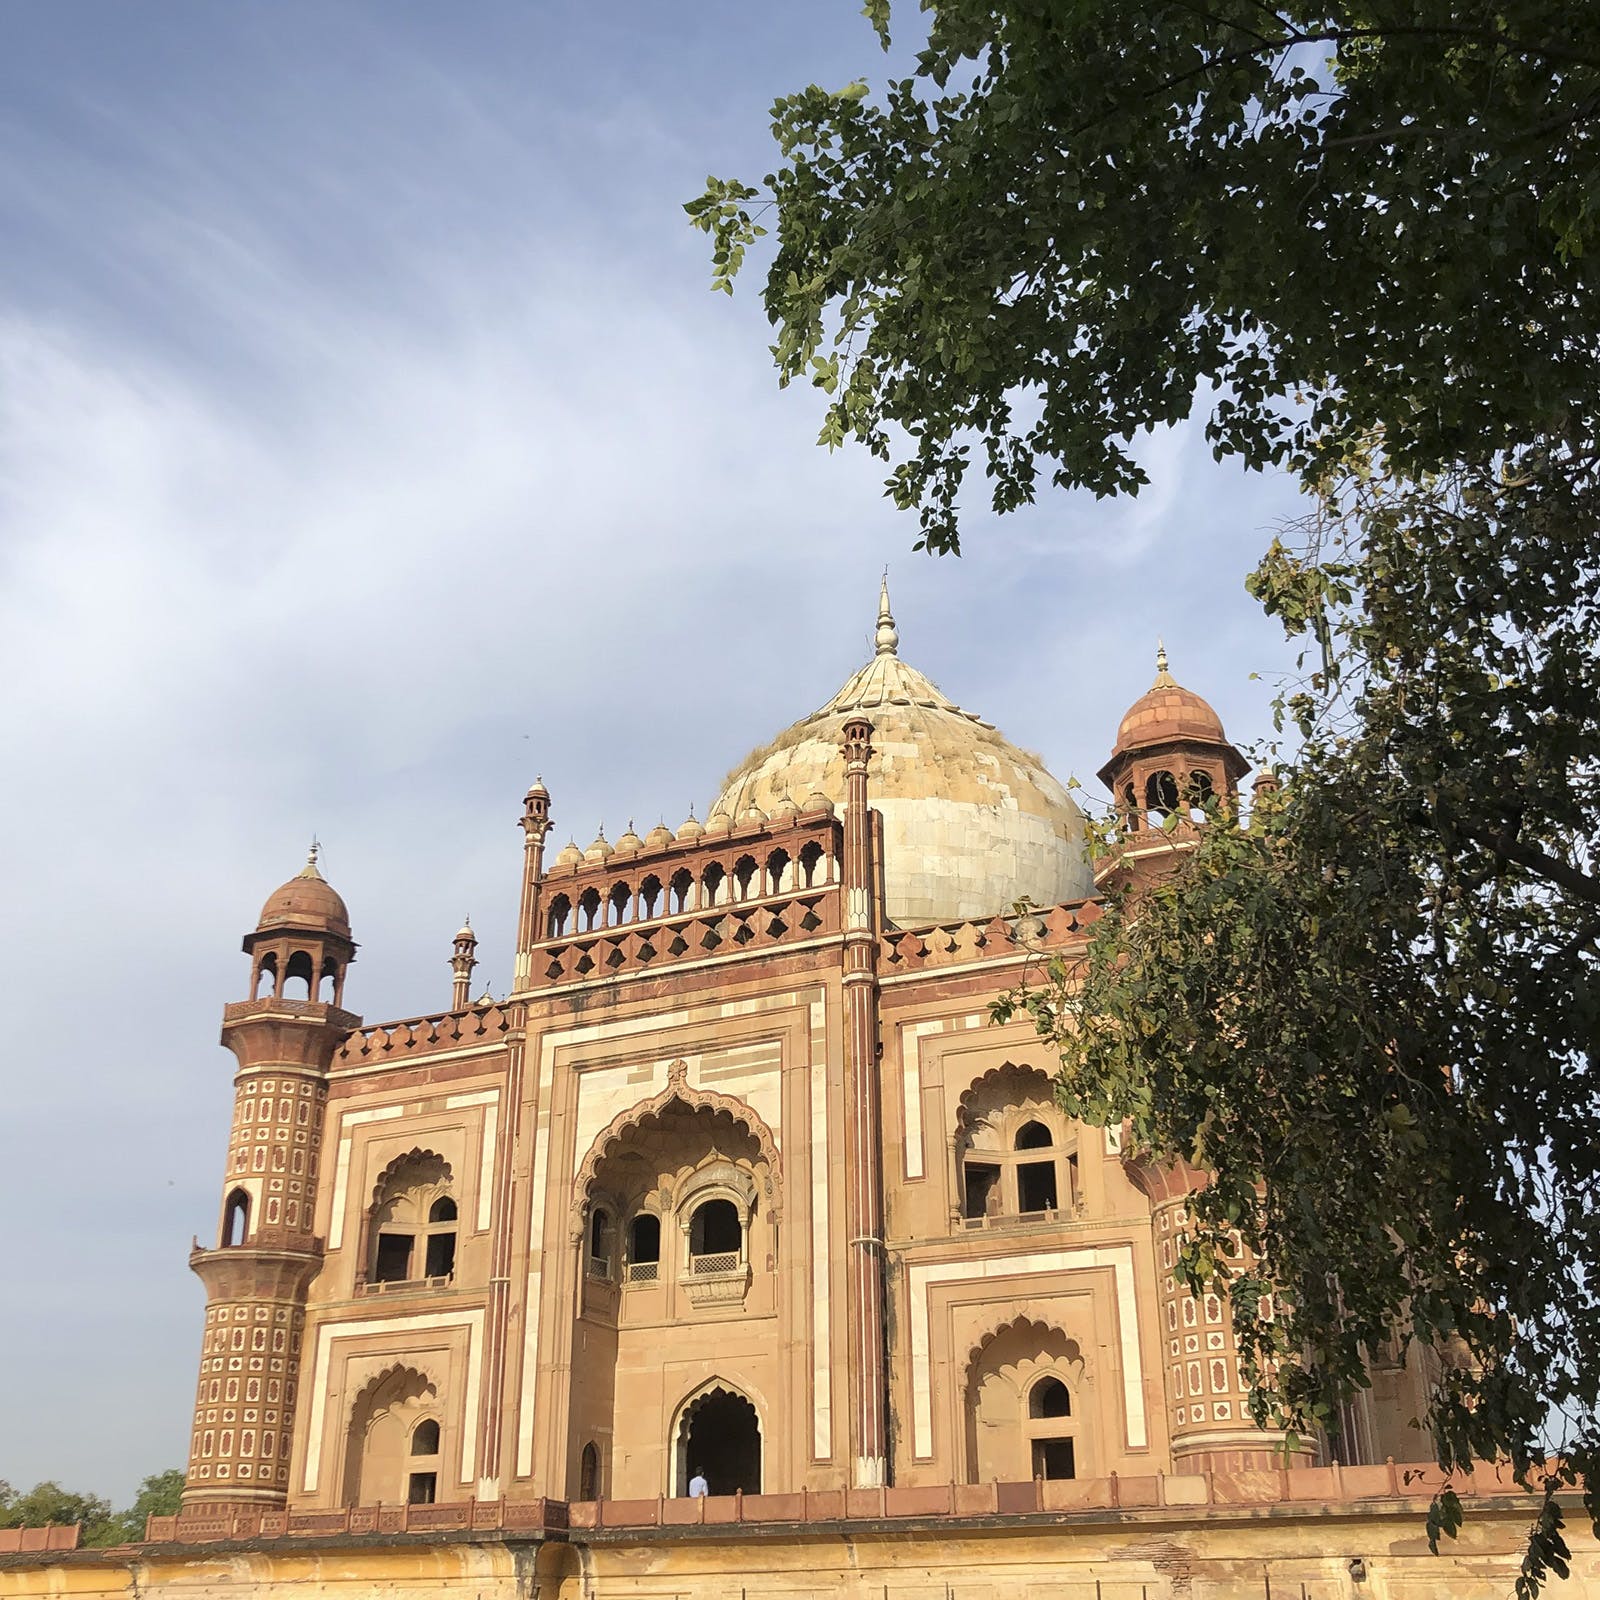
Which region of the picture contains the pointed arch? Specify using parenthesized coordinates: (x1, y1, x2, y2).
(570, 1061, 782, 1229)
(670, 1376, 765, 1497)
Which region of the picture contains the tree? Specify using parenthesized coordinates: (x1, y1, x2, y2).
(0, 1480, 115, 1545)
(691, 4, 1600, 1592)
(99, 1471, 186, 1547)
(0, 1470, 184, 1547)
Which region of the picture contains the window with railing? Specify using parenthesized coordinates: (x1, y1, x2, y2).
(626, 1212, 660, 1284)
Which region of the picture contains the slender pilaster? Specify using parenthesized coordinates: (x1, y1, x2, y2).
(513, 778, 552, 991)
(840, 714, 888, 1488)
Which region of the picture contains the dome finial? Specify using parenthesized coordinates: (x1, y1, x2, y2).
(875, 569, 899, 656)
(1153, 639, 1176, 688)
(300, 838, 323, 880)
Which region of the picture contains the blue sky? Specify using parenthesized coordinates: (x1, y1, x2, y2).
(0, 2, 1306, 1503)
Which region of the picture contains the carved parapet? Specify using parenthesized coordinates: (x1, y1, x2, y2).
(332, 1002, 513, 1069)
(880, 898, 1100, 974)
(528, 888, 840, 989)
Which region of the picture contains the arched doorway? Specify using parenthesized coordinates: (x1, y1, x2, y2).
(674, 1384, 761, 1495)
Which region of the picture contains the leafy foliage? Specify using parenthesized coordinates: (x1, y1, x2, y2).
(0, 1469, 184, 1547)
(997, 447, 1600, 1595)
(693, 3, 1600, 1590)
(688, 1, 1600, 551)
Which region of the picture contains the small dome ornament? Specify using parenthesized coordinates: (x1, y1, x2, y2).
(555, 838, 583, 869)
(454, 916, 476, 944)
(803, 790, 836, 817)
(675, 808, 705, 842)
(875, 572, 899, 657)
(645, 820, 674, 849)
(583, 828, 614, 863)
(739, 802, 769, 828)
(614, 820, 643, 856)
(704, 807, 733, 836)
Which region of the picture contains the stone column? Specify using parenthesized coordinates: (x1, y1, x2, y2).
(841, 715, 888, 1488)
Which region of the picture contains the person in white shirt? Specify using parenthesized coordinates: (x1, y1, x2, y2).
(687, 1471, 709, 1498)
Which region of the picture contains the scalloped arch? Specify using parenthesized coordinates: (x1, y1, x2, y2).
(954, 1060, 1060, 1140)
(963, 1313, 1082, 1389)
(571, 1062, 782, 1226)
(368, 1147, 454, 1211)
(347, 1360, 439, 1419)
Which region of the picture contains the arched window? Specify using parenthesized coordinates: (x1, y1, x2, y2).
(369, 1153, 456, 1287)
(222, 1188, 249, 1248)
(628, 1213, 661, 1283)
(546, 894, 571, 939)
(1029, 1377, 1072, 1419)
(608, 882, 632, 926)
(318, 958, 340, 1003)
(688, 1198, 742, 1271)
(957, 1066, 1076, 1224)
(669, 869, 694, 914)
(765, 849, 790, 895)
(702, 862, 726, 907)
(1144, 770, 1180, 819)
(1186, 768, 1216, 820)
(579, 1441, 600, 1500)
(410, 1418, 441, 1455)
(798, 840, 824, 888)
(253, 954, 278, 1000)
(284, 949, 314, 1000)
(732, 855, 757, 900)
(588, 1207, 613, 1279)
(407, 1412, 441, 1503)
(966, 1322, 1084, 1484)
(579, 888, 602, 932)
(425, 1196, 458, 1279)
(638, 875, 663, 920)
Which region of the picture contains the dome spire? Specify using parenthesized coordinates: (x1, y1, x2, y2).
(1153, 639, 1176, 689)
(875, 570, 899, 657)
(299, 839, 324, 881)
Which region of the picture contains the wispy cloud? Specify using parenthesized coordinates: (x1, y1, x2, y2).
(0, 0, 1304, 1500)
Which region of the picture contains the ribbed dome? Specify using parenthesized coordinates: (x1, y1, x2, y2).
(257, 847, 350, 938)
(713, 582, 1092, 927)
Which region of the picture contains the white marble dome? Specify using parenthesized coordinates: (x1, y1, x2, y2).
(712, 584, 1093, 928)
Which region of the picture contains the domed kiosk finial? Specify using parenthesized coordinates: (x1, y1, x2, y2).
(1153, 640, 1176, 689)
(875, 572, 899, 657)
(299, 839, 323, 880)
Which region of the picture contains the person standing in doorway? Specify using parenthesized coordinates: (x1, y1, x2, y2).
(688, 1469, 709, 1497)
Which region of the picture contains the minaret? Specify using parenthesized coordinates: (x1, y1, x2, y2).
(513, 777, 553, 992)
(840, 711, 888, 1488)
(1098, 654, 1296, 1471)
(449, 918, 478, 1010)
(181, 847, 360, 1510)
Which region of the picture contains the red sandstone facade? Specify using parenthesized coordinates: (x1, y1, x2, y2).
(179, 590, 1434, 1517)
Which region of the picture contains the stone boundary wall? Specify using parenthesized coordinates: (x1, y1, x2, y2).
(143, 1460, 1528, 1544)
(0, 1530, 79, 1555)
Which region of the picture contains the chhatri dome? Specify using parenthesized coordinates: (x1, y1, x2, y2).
(713, 579, 1094, 927)
(255, 843, 351, 938)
